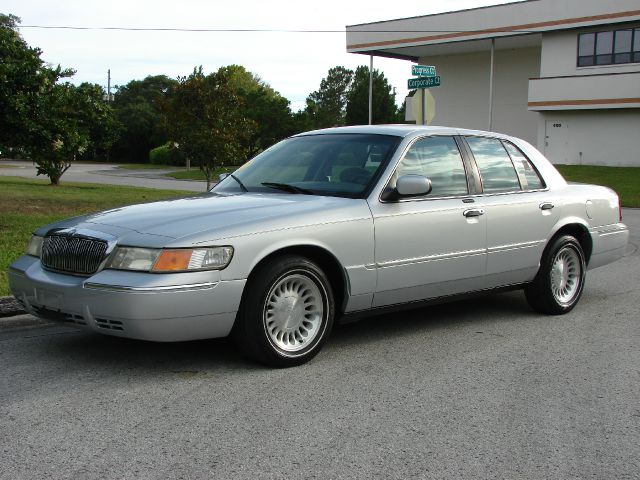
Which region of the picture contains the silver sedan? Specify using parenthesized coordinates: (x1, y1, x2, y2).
(9, 126, 629, 366)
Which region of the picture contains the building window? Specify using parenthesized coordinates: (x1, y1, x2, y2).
(578, 28, 640, 67)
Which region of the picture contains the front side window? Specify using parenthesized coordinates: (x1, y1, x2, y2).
(395, 136, 468, 197)
(465, 137, 521, 193)
(212, 134, 400, 198)
(578, 28, 640, 67)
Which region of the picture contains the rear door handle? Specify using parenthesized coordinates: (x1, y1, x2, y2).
(539, 202, 554, 211)
(463, 208, 484, 218)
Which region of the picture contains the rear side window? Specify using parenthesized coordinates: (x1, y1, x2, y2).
(503, 141, 544, 190)
(465, 137, 521, 193)
(396, 136, 468, 197)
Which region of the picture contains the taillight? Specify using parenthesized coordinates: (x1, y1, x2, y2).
(619, 202, 622, 222)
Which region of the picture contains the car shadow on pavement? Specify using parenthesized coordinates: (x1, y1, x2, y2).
(31, 290, 536, 373)
(331, 290, 535, 347)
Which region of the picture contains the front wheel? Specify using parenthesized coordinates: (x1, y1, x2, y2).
(232, 255, 335, 367)
(525, 235, 586, 315)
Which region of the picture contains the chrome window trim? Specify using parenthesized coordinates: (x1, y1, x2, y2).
(380, 183, 550, 205)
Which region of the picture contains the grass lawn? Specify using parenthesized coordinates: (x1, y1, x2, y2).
(117, 163, 182, 171)
(165, 166, 235, 181)
(0, 177, 192, 296)
(555, 165, 639, 208)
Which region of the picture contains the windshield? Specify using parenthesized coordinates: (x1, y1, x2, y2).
(212, 133, 400, 198)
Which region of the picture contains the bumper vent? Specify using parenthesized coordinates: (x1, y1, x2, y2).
(42, 234, 108, 275)
(95, 318, 124, 331)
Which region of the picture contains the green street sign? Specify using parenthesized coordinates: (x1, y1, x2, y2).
(412, 65, 437, 77)
(408, 76, 441, 89)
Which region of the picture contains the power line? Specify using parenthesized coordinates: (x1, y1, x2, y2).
(19, 25, 540, 34)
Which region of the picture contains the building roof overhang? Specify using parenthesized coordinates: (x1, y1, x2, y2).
(346, 0, 640, 61)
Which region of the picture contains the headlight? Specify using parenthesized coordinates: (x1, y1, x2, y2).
(107, 247, 160, 271)
(107, 246, 233, 272)
(26, 235, 43, 257)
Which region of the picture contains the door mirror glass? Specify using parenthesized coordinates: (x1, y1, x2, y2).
(396, 174, 432, 197)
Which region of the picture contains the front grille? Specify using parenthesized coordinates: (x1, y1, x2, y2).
(42, 235, 108, 275)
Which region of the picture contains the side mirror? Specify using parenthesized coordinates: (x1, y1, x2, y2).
(396, 174, 432, 197)
(218, 173, 229, 182)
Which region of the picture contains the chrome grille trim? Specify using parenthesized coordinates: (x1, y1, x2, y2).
(42, 235, 109, 275)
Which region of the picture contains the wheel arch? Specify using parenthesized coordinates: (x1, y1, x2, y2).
(545, 219, 593, 265)
(244, 244, 350, 316)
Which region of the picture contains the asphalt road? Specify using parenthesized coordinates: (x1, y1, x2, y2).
(0, 160, 207, 192)
(1, 211, 638, 480)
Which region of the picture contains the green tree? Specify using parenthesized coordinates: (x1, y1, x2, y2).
(29, 82, 117, 184)
(76, 83, 119, 160)
(219, 65, 295, 157)
(0, 14, 72, 154)
(110, 75, 177, 162)
(165, 67, 256, 190)
(305, 66, 353, 129)
(345, 66, 397, 126)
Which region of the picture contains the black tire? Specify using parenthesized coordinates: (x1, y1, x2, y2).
(232, 254, 335, 367)
(525, 235, 586, 315)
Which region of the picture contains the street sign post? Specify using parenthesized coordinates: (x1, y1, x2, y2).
(408, 65, 441, 126)
(407, 76, 441, 89)
(411, 65, 436, 77)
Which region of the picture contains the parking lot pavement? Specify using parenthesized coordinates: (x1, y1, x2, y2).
(0, 160, 206, 192)
(0, 210, 638, 479)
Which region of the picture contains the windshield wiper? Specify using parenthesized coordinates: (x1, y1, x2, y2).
(261, 182, 314, 195)
(227, 174, 248, 192)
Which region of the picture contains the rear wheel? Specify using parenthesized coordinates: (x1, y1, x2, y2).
(232, 255, 335, 367)
(525, 235, 586, 315)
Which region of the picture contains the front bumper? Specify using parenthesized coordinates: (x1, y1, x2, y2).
(8, 255, 246, 342)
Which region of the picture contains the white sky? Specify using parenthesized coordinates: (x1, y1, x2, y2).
(4, 0, 518, 111)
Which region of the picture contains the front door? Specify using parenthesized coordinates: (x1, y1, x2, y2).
(368, 136, 486, 308)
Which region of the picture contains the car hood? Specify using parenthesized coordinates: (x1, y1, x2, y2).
(36, 192, 371, 246)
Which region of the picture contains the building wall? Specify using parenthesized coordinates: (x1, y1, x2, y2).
(536, 109, 640, 166)
(540, 28, 640, 77)
(418, 46, 541, 145)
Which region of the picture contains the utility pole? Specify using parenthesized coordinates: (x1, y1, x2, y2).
(488, 39, 495, 131)
(107, 69, 112, 102)
(368, 55, 373, 125)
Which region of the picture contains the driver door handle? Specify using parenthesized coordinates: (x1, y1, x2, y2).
(539, 202, 554, 211)
(463, 208, 484, 218)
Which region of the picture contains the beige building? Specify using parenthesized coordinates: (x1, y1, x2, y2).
(346, 0, 640, 166)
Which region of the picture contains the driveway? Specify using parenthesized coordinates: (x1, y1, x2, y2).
(0, 160, 207, 192)
(0, 210, 638, 479)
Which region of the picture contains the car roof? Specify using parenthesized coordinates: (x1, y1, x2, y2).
(293, 124, 515, 140)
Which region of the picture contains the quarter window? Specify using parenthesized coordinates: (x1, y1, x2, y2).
(396, 136, 468, 197)
(578, 28, 640, 67)
(465, 137, 521, 193)
(502, 141, 544, 190)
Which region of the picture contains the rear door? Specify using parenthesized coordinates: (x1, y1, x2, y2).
(462, 136, 559, 288)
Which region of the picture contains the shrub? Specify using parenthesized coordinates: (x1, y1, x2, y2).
(149, 142, 184, 166)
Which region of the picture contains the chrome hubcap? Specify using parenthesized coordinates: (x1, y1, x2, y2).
(551, 246, 581, 305)
(264, 273, 324, 352)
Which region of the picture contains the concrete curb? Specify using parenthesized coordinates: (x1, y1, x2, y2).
(0, 296, 25, 318)
(0, 314, 54, 331)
